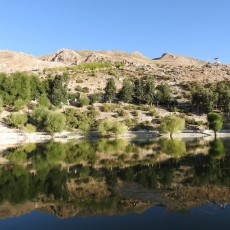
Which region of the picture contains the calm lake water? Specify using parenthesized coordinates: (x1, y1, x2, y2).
(0, 138, 229, 229)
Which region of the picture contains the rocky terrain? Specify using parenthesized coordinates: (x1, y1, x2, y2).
(0, 48, 230, 85)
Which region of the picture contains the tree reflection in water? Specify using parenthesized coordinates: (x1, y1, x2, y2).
(0, 138, 229, 216)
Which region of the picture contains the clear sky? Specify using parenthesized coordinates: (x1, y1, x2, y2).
(0, 0, 230, 63)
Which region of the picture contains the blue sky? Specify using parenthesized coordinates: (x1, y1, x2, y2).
(0, 0, 230, 63)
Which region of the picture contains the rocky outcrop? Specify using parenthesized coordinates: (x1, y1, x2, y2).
(42, 48, 83, 65)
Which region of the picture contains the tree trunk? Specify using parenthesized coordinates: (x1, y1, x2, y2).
(170, 133, 173, 139)
(214, 131, 217, 140)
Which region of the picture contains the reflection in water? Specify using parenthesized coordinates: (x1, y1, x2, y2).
(0, 138, 230, 219)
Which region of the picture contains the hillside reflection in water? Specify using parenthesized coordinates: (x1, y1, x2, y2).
(0, 138, 230, 229)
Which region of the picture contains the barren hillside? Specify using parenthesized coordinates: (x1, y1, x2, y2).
(0, 48, 230, 85)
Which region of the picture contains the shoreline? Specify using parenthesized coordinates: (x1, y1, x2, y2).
(0, 129, 229, 145)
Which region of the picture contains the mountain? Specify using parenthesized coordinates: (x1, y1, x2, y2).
(0, 50, 64, 73)
(153, 52, 206, 67)
(0, 48, 230, 84)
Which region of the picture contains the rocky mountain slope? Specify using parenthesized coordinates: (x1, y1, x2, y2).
(0, 48, 230, 84)
(0, 50, 64, 73)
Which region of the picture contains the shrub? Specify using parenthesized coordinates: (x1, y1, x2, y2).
(24, 124, 37, 133)
(98, 120, 127, 136)
(32, 106, 49, 130)
(89, 93, 102, 104)
(6, 112, 28, 128)
(38, 93, 51, 108)
(132, 110, 138, 117)
(14, 99, 27, 111)
(45, 111, 66, 133)
(78, 96, 90, 107)
(117, 109, 128, 117)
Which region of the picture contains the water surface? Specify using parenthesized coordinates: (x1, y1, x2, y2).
(0, 138, 229, 229)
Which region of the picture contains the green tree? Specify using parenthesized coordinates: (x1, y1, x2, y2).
(160, 115, 185, 138)
(223, 91, 230, 115)
(134, 78, 145, 104)
(30, 75, 44, 100)
(119, 80, 134, 103)
(50, 75, 69, 106)
(45, 111, 66, 133)
(0, 97, 3, 112)
(104, 78, 116, 103)
(144, 77, 155, 105)
(207, 112, 223, 139)
(156, 83, 171, 106)
(191, 85, 218, 113)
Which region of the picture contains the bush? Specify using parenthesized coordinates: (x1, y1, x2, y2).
(45, 111, 66, 133)
(6, 112, 28, 128)
(117, 109, 128, 117)
(14, 99, 27, 111)
(98, 120, 127, 136)
(24, 124, 37, 133)
(38, 93, 51, 108)
(132, 110, 138, 117)
(32, 106, 49, 130)
(123, 118, 137, 127)
(89, 93, 102, 104)
(78, 96, 90, 107)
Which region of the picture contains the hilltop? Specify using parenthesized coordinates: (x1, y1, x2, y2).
(0, 48, 229, 85)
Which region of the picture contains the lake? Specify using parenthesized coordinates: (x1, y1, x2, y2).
(0, 137, 229, 229)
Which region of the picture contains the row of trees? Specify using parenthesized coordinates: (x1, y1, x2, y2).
(0, 72, 69, 108)
(104, 77, 172, 106)
(191, 81, 230, 113)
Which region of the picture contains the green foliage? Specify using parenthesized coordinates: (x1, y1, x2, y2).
(104, 78, 116, 103)
(78, 96, 90, 107)
(207, 112, 223, 135)
(31, 106, 49, 130)
(98, 120, 127, 136)
(134, 78, 145, 104)
(209, 140, 225, 159)
(145, 77, 155, 105)
(13, 99, 27, 111)
(114, 61, 125, 68)
(50, 74, 69, 106)
(38, 93, 51, 108)
(191, 82, 221, 113)
(89, 93, 102, 104)
(119, 80, 134, 103)
(24, 124, 37, 133)
(160, 115, 185, 138)
(156, 83, 172, 106)
(69, 62, 112, 71)
(45, 111, 66, 133)
(160, 138, 186, 157)
(100, 103, 117, 112)
(0, 97, 3, 111)
(6, 112, 28, 128)
(64, 108, 98, 133)
(7, 149, 27, 162)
